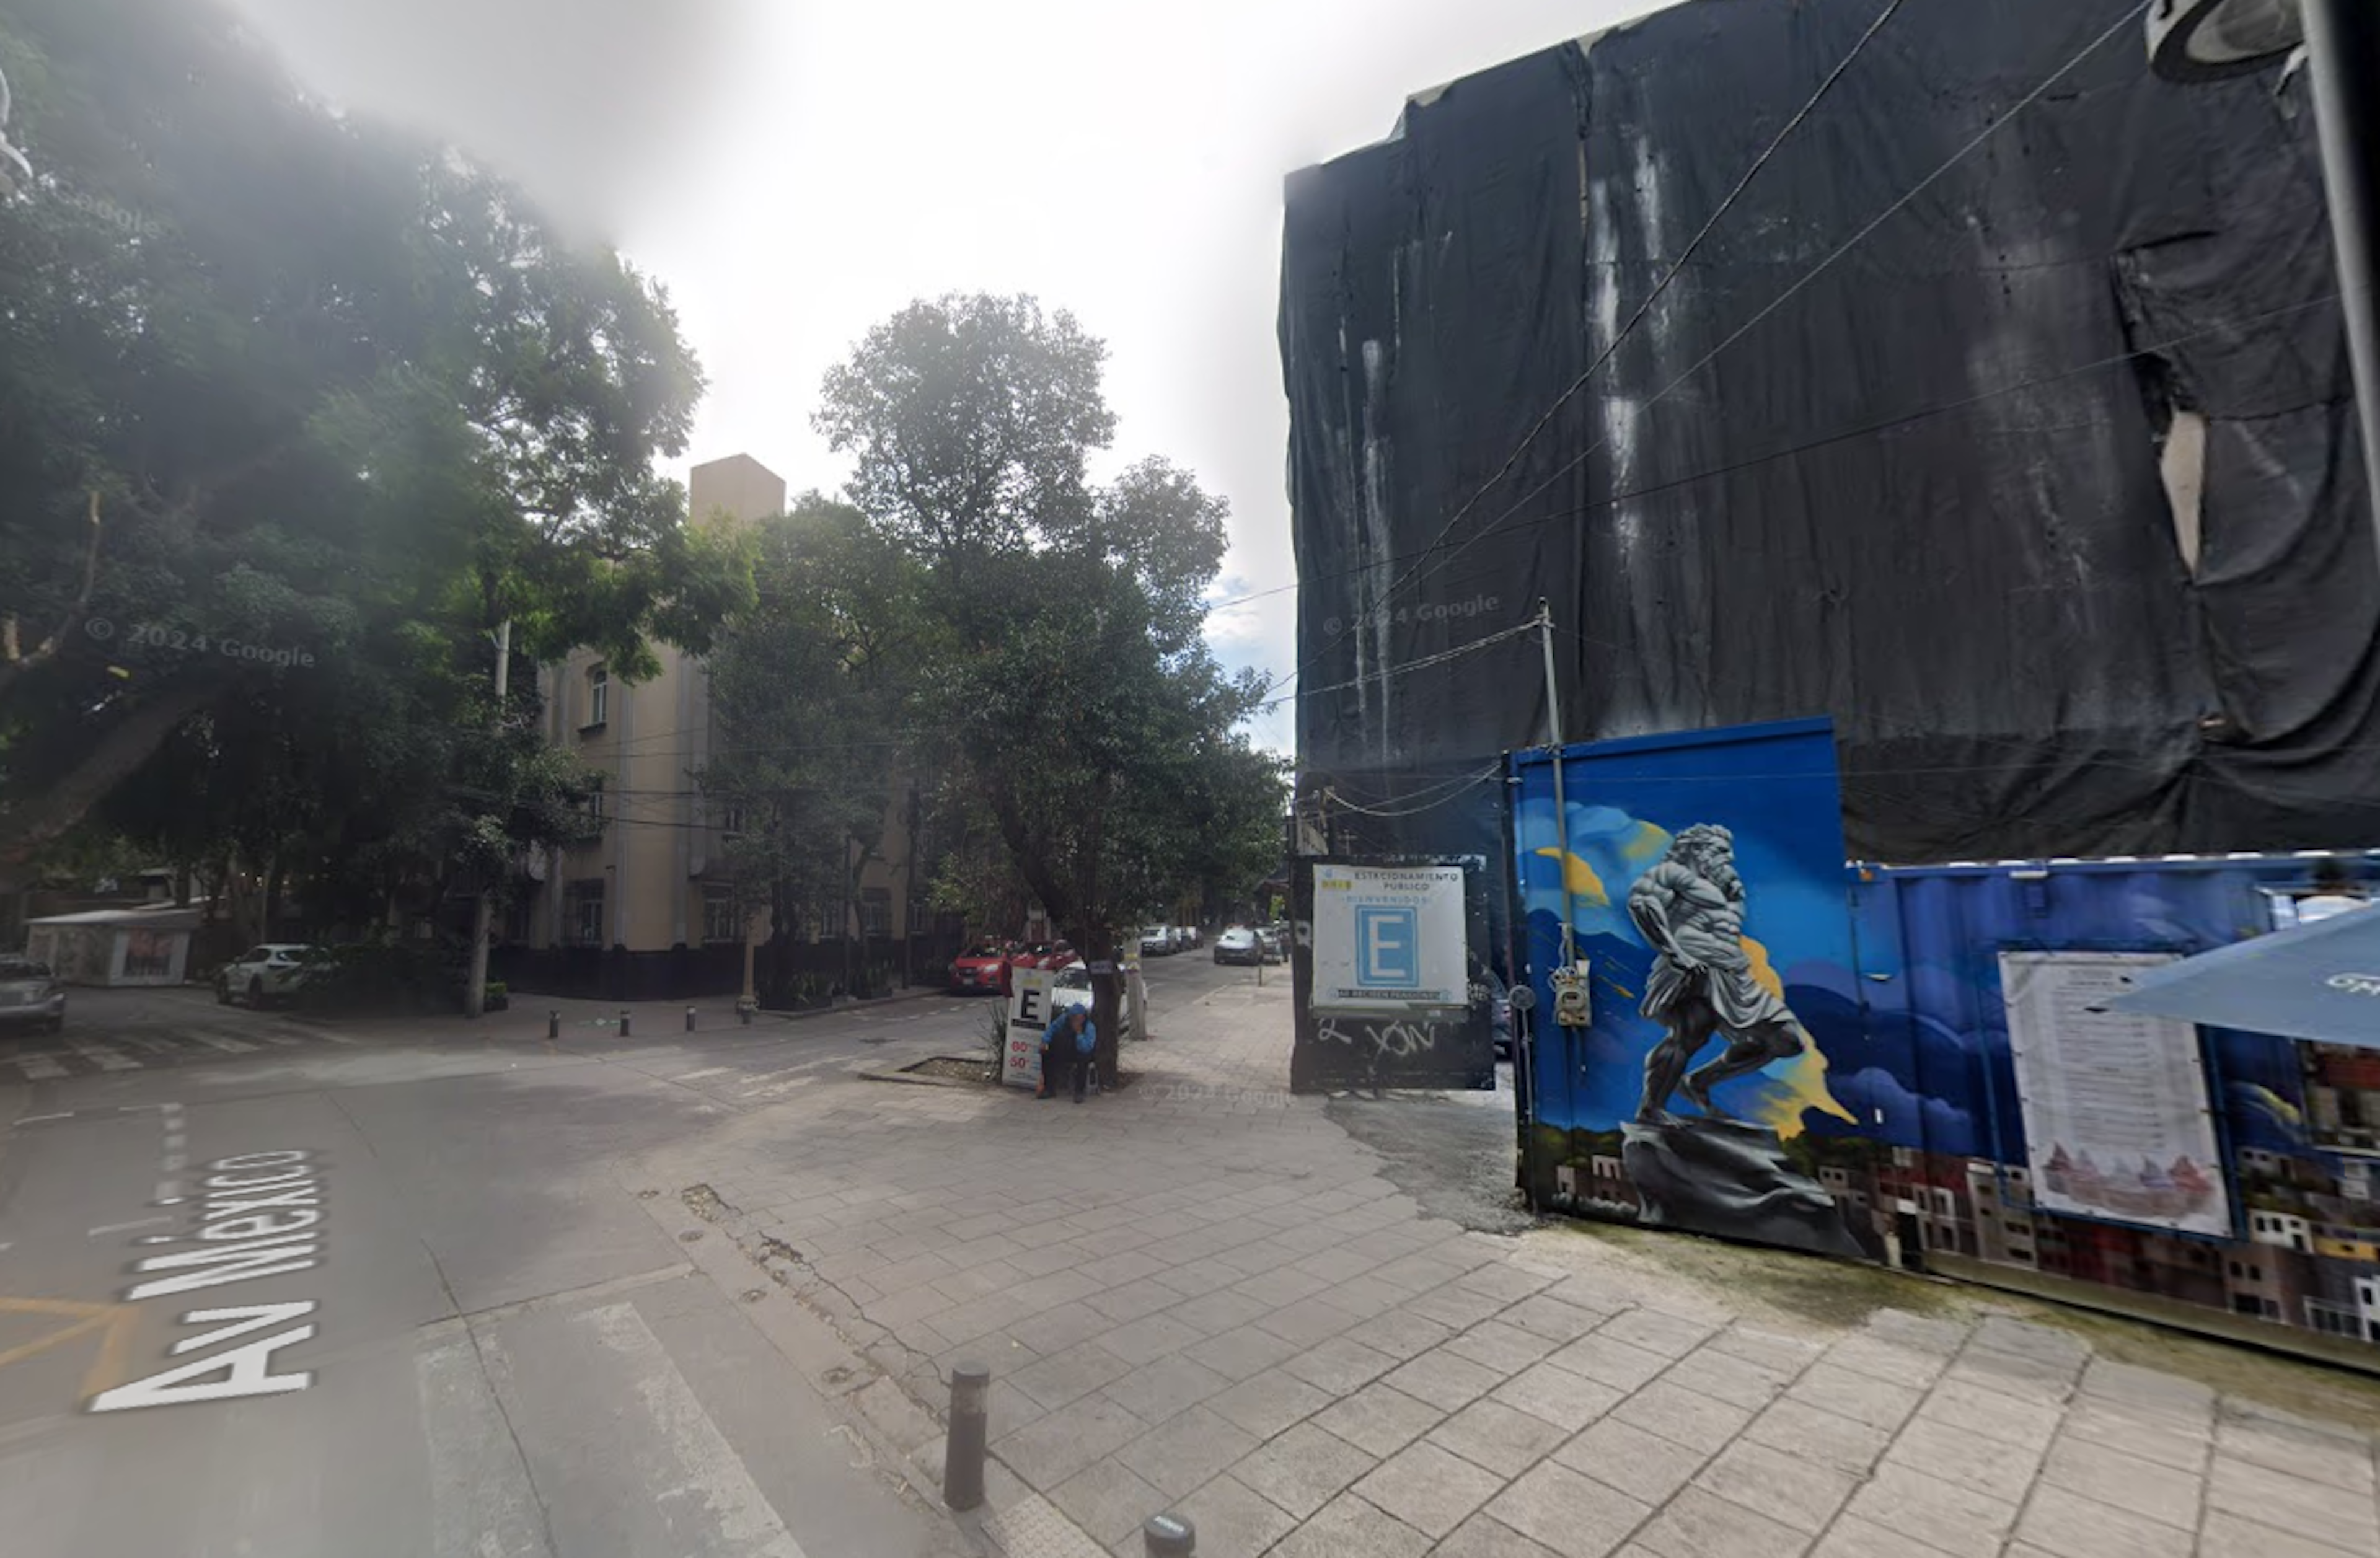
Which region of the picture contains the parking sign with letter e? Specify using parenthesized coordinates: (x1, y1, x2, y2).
(1355, 905, 1419, 988)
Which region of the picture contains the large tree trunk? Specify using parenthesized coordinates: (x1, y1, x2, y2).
(0, 675, 224, 897)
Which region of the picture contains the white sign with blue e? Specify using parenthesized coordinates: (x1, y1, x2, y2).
(1310, 864, 1467, 1014)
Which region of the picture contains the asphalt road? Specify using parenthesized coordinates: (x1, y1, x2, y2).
(0, 962, 1282, 1558)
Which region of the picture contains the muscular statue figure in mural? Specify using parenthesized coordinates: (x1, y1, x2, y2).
(1627, 824, 1814, 1125)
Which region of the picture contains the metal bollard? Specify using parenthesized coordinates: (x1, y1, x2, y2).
(739, 1002, 752, 1026)
(619, 1008, 631, 1038)
(943, 1363, 990, 1511)
(1143, 1513, 1194, 1556)
(685, 1005, 696, 1032)
(548, 1010, 560, 1040)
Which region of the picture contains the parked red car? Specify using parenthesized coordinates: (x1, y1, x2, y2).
(948, 942, 1013, 995)
(1011, 941, 1075, 972)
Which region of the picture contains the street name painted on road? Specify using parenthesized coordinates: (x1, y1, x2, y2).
(89, 1150, 325, 1413)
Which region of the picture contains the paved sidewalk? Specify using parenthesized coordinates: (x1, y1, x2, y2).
(626, 977, 2380, 1558)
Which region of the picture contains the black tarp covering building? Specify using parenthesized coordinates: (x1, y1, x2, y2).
(1281, 0, 2379, 864)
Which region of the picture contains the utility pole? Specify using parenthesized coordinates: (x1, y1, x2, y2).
(902, 781, 922, 990)
(464, 619, 511, 1019)
(1536, 599, 1577, 967)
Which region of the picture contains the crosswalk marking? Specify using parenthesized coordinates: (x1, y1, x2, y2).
(577, 1303, 808, 1557)
(0, 1021, 359, 1081)
(64, 1039, 138, 1071)
(417, 1336, 553, 1558)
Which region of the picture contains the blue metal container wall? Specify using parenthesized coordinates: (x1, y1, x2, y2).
(1855, 861, 2320, 1169)
(1511, 728, 2380, 1341)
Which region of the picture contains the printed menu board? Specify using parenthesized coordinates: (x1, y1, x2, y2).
(1999, 951, 2231, 1238)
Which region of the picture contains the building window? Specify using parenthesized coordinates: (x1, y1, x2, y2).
(716, 800, 744, 837)
(860, 887, 892, 938)
(565, 879, 606, 946)
(702, 886, 740, 945)
(584, 664, 609, 730)
(587, 777, 606, 822)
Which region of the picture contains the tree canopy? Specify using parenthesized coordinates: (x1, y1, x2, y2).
(0, 0, 749, 925)
(816, 293, 1287, 1073)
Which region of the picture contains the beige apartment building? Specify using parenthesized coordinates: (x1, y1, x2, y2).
(500, 454, 932, 1000)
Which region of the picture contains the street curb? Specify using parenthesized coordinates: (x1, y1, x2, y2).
(855, 1060, 1004, 1090)
(759, 986, 949, 1023)
(615, 1172, 995, 1553)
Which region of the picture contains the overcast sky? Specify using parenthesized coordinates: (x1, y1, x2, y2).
(223, 0, 1660, 750)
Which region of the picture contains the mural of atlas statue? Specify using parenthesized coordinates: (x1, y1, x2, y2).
(1626, 823, 1815, 1125)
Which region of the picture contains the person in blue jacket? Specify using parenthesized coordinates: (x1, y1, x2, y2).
(1039, 1006, 1096, 1103)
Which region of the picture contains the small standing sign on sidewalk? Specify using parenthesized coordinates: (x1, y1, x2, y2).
(1000, 970, 1056, 1089)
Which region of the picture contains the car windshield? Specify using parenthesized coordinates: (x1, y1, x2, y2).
(0, 957, 51, 980)
(961, 944, 1002, 959)
(1053, 967, 1091, 990)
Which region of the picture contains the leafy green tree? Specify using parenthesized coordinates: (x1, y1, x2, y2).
(816, 293, 1289, 1080)
(0, 0, 751, 975)
(702, 495, 917, 1001)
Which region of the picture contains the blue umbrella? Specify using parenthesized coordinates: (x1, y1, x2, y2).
(2106, 905, 2380, 1045)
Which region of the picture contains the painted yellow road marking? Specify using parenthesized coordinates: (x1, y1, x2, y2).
(0, 1296, 143, 1398)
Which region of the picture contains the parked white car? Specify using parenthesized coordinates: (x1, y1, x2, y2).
(215, 943, 326, 1007)
(1049, 963, 1134, 1039)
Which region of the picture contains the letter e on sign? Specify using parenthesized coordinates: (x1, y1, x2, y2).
(1355, 906, 1420, 990)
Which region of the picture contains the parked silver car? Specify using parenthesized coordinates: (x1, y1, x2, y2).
(0, 954, 66, 1034)
(1212, 927, 1262, 966)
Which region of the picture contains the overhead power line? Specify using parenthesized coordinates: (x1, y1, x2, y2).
(1269, 282, 2344, 707)
(1399, 0, 2159, 601)
(1266, 0, 2153, 704)
(1324, 764, 1503, 818)
(1253, 619, 1538, 713)
(1267, 0, 1919, 699)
